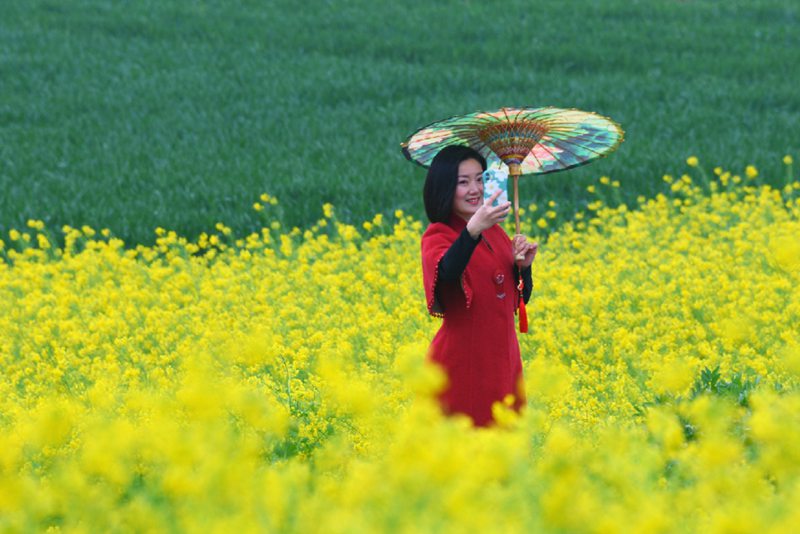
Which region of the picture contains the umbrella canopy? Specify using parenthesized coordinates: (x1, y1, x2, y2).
(401, 106, 624, 177)
(401, 106, 624, 233)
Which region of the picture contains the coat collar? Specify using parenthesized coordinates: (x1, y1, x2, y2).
(447, 213, 469, 233)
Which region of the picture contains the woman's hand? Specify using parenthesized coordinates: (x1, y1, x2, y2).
(466, 190, 511, 239)
(513, 234, 538, 268)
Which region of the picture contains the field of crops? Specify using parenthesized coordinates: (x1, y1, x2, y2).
(2, 160, 799, 531)
(2, 0, 799, 243)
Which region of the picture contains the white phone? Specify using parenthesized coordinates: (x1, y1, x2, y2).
(482, 168, 509, 217)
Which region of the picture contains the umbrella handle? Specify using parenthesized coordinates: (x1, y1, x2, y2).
(512, 172, 525, 261)
(513, 173, 521, 235)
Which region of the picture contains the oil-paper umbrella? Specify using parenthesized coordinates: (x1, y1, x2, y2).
(401, 106, 624, 234)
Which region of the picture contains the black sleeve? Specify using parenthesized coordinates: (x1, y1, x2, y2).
(437, 228, 481, 282)
(513, 265, 534, 304)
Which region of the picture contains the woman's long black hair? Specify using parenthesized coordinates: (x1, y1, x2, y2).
(423, 145, 487, 223)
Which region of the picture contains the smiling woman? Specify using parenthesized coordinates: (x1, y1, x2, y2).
(420, 145, 537, 426)
(451, 158, 485, 221)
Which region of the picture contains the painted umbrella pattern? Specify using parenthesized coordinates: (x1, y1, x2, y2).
(401, 106, 624, 177)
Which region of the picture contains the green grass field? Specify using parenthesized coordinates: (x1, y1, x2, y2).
(1, 0, 798, 245)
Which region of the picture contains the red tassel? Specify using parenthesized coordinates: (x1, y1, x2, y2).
(517, 276, 528, 334)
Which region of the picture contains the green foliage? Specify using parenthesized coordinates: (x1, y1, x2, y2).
(1, 0, 798, 245)
(690, 366, 762, 407)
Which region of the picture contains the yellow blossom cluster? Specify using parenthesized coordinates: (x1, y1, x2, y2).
(0, 161, 799, 532)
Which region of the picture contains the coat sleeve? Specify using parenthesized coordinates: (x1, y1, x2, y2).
(421, 223, 474, 317)
(494, 225, 533, 306)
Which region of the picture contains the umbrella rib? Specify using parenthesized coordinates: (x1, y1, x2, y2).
(525, 146, 545, 172)
(550, 134, 618, 156)
(529, 132, 620, 172)
(534, 139, 588, 169)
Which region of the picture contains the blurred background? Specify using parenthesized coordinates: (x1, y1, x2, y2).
(1, 0, 798, 245)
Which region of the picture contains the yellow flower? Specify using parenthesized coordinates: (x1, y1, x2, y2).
(3, 155, 800, 531)
(769, 233, 800, 272)
(649, 357, 696, 396)
(745, 165, 758, 179)
(686, 156, 699, 167)
(784, 155, 793, 165)
(646, 406, 684, 453)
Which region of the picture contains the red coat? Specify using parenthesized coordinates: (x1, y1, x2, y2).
(421, 215, 525, 427)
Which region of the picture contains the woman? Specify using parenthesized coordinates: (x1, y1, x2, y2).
(421, 145, 537, 427)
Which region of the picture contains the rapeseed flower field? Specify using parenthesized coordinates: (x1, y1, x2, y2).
(1, 161, 799, 532)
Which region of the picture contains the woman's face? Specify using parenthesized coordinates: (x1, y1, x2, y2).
(451, 158, 484, 221)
